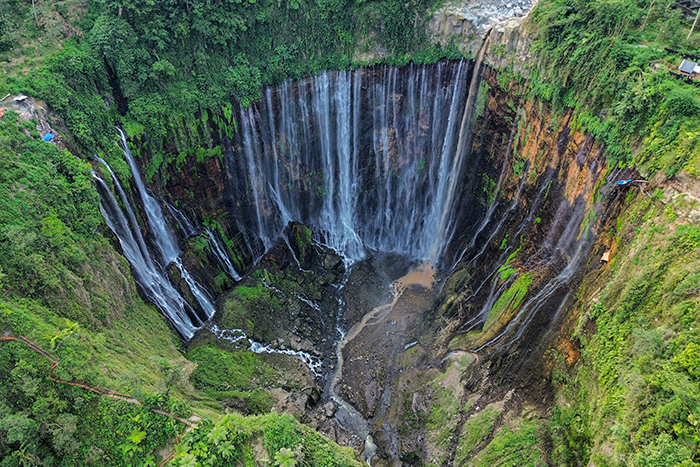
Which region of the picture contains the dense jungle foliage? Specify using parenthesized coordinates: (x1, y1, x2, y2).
(1, 0, 454, 154)
(0, 1, 444, 464)
(529, 0, 700, 177)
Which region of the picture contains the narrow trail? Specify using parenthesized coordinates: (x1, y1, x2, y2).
(0, 334, 201, 466)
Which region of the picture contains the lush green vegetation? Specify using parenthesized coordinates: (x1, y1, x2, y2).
(0, 108, 118, 321)
(550, 190, 700, 466)
(516, 1, 700, 464)
(2, 0, 459, 158)
(0, 334, 188, 467)
(186, 345, 278, 415)
(455, 406, 501, 464)
(168, 412, 363, 466)
(483, 272, 530, 331)
(0, 105, 202, 466)
(468, 418, 547, 467)
(528, 0, 700, 177)
(4, 0, 700, 464)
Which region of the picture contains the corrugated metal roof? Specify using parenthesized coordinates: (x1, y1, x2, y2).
(679, 60, 697, 74)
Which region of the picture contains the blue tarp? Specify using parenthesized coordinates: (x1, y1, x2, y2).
(42, 132, 54, 142)
(617, 179, 633, 186)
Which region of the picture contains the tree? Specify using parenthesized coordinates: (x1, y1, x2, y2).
(274, 447, 297, 467)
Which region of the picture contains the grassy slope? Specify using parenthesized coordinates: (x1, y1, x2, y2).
(0, 104, 203, 464)
(550, 183, 700, 466)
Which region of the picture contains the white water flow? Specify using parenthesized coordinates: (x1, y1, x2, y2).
(93, 170, 199, 339)
(230, 60, 472, 262)
(211, 325, 322, 375)
(205, 228, 242, 281)
(116, 129, 179, 263)
(116, 129, 216, 319)
(94, 131, 218, 337)
(165, 202, 197, 238)
(432, 32, 492, 258)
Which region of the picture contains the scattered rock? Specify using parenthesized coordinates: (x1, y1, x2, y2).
(323, 401, 336, 418)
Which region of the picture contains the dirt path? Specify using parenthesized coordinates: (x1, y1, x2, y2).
(0, 334, 201, 466)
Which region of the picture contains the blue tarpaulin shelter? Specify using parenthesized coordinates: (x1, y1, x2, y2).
(42, 132, 54, 142)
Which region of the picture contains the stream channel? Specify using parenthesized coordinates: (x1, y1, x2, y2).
(327, 260, 437, 465)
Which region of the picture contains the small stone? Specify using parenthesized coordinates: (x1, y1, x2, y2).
(323, 401, 336, 417)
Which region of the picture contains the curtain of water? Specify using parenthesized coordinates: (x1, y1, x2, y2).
(230, 60, 473, 262)
(94, 133, 230, 338)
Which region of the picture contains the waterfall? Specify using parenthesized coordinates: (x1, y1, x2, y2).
(94, 133, 219, 338)
(206, 228, 242, 281)
(229, 60, 473, 262)
(433, 31, 492, 258)
(166, 202, 197, 238)
(117, 128, 179, 264)
(94, 60, 484, 339)
(93, 170, 199, 339)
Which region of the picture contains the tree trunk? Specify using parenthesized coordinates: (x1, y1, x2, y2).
(642, 0, 656, 30)
(689, 8, 700, 40)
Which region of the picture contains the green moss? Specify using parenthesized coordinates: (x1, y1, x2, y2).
(187, 345, 277, 393)
(426, 387, 461, 450)
(481, 173, 497, 206)
(473, 80, 491, 124)
(455, 406, 501, 465)
(497, 246, 522, 280)
(469, 418, 546, 467)
(190, 235, 209, 260)
(483, 273, 531, 331)
(294, 225, 313, 260)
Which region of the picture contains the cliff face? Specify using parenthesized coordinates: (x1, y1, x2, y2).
(440, 67, 618, 378)
(323, 67, 624, 465)
(113, 60, 627, 464)
(429, 0, 536, 75)
(429, 0, 533, 57)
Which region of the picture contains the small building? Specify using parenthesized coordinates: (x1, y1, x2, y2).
(679, 60, 698, 76)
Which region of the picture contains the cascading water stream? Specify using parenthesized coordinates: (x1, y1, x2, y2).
(166, 202, 197, 238)
(228, 60, 473, 263)
(94, 132, 220, 338)
(115, 129, 216, 321)
(432, 30, 492, 258)
(205, 228, 242, 281)
(93, 170, 199, 339)
(211, 325, 322, 375)
(116, 129, 178, 264)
